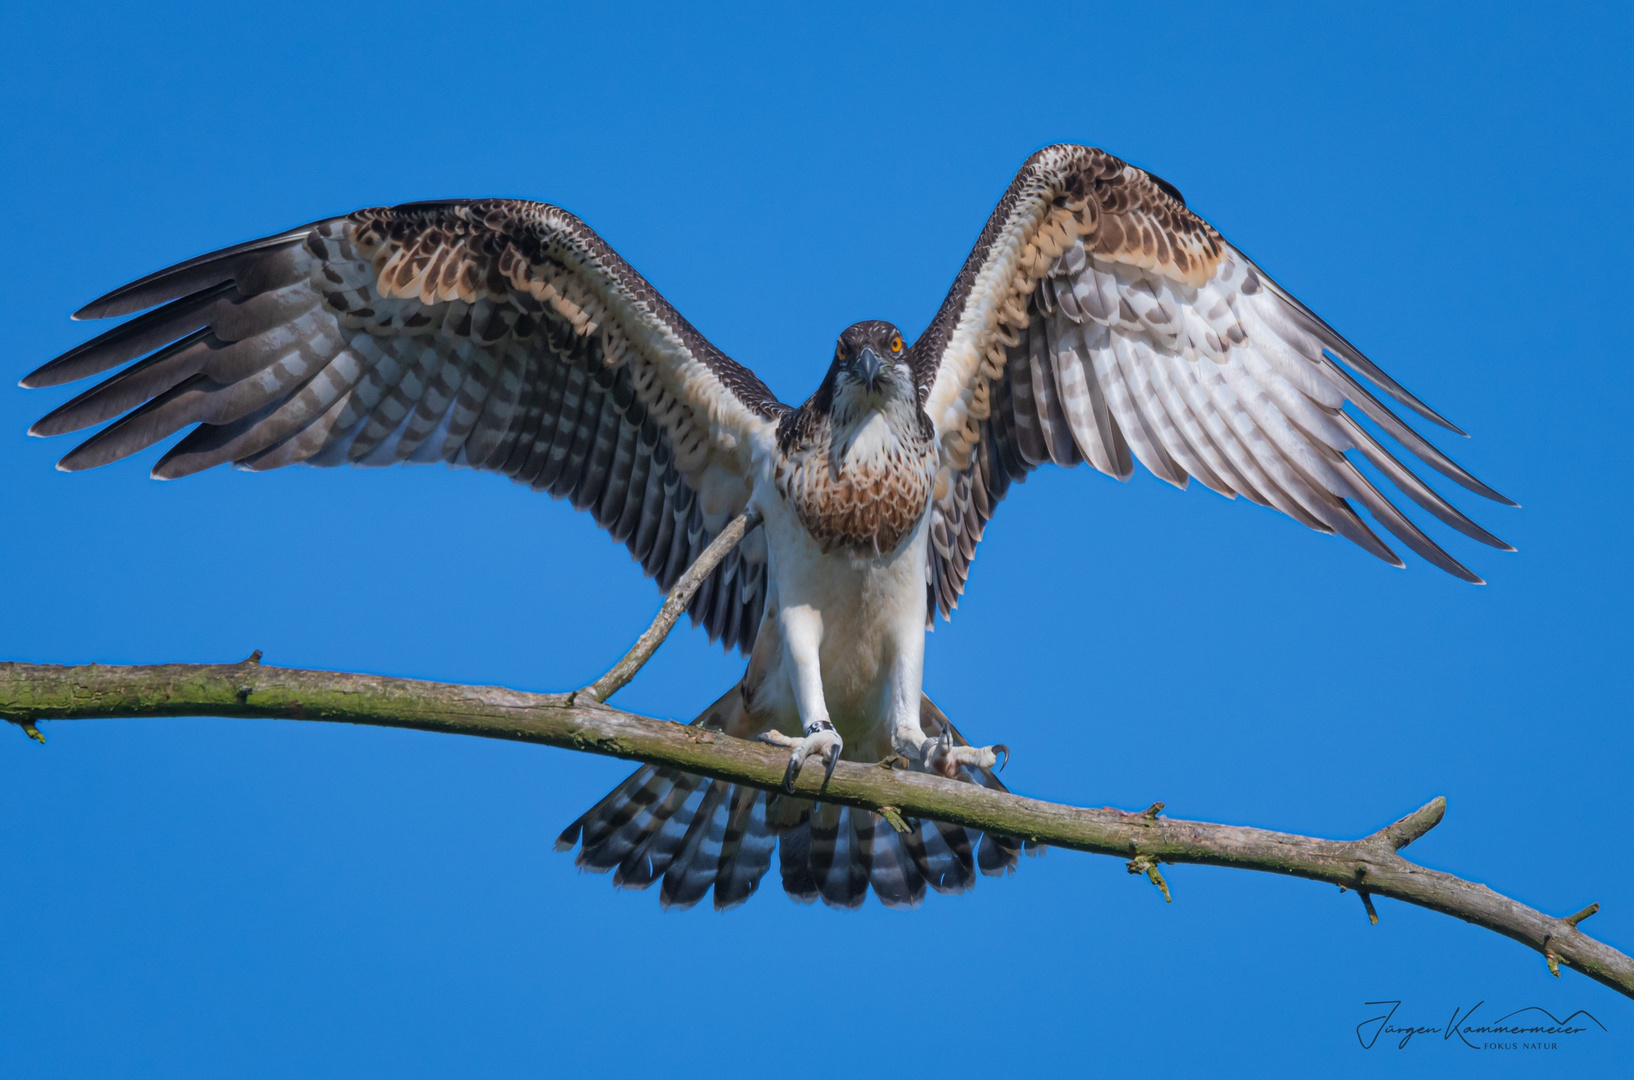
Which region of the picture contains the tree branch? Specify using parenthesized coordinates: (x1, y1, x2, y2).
(574, 509, 761, 705)
(3, 657, 1628, 999)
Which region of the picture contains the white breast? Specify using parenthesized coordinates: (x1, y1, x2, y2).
(749, 469, 932, 746)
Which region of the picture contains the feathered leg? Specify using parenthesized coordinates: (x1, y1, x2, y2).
(759, 604, 841, 790)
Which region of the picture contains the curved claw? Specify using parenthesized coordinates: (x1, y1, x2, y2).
(991, 744, 1010, 773)
(782, 754, 801, 793)
(822, 743, 841, 787)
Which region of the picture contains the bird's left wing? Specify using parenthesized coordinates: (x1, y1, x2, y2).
(25, 200, 787, 651)
(913, 144, 1512, 617)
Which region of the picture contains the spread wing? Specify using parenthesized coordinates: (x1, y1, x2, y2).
(913, 144, 1513, 617)
(25, 200, 787, 652)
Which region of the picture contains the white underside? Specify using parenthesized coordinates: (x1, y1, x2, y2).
(744, 432, 933, 761)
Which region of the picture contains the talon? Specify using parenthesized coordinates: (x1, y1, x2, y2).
(920, 735, 1011, 777)
(770, 723, 843, 791)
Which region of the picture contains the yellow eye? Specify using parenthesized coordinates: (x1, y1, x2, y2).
(889, 334, 903, 354)
(835, 342, 846, 362)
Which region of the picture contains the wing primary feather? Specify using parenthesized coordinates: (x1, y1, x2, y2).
(1315, 353, 1515, 505)
(151, 398, 285, 478)
(1329, 455, 1482, 583)
(1314, 493, 1405, 568)
(1193, 361, 1329, 529)
(30, 328, 213, 437)
(72, 225, 320, 321)
(55, 373, 217, 471)
(242, 373, 365, 470)
(1246, 262, 1466, 435)
(1141, 344, 1233, 495)
(1155, 351, 1252, 496)
(23, 283, 236, 389)
(1335, 413, 1513, 550)
(235, 348, 372, 470)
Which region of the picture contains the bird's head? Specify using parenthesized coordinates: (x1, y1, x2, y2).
(828, 320, 913, 417)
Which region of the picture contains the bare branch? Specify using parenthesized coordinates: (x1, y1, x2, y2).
(1357, 887, 1380, 926)
(1567, 903, 1602, 928)
(1369, 797, 1446, 851)
(2, 657, 1630, 1000)
(574, 510, 761, 704)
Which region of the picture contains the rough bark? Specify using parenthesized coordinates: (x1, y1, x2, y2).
(3, 656, 1628, 1000)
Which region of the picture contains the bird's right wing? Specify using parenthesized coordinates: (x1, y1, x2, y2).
(26, 200, 787, 652)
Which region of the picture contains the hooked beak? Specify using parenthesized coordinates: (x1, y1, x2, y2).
(854, 346, 884, 392)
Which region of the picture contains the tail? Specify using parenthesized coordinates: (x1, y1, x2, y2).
(554, 689, 1038, 910)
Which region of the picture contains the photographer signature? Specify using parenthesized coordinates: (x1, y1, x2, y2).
(1356, 1000, 1605, 1049)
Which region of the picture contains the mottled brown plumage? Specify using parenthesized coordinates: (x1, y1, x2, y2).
(24, 143, 1511, 910)
(775, 427, 935, 555)
(774, 322, 937, 555)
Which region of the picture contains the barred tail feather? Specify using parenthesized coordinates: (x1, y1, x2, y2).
(554, 689, 1041, 910)
(866, 816, 927, 908)
(658, 782, 729, 907)
(713, 787, 778, 908)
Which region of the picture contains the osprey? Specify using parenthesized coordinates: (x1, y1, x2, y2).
(24, 145, 1512, 910)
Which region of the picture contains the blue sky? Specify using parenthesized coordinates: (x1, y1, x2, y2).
(2, 1, 1629, 1075)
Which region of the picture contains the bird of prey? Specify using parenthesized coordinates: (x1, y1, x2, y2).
(24, 144, 1512, 910)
